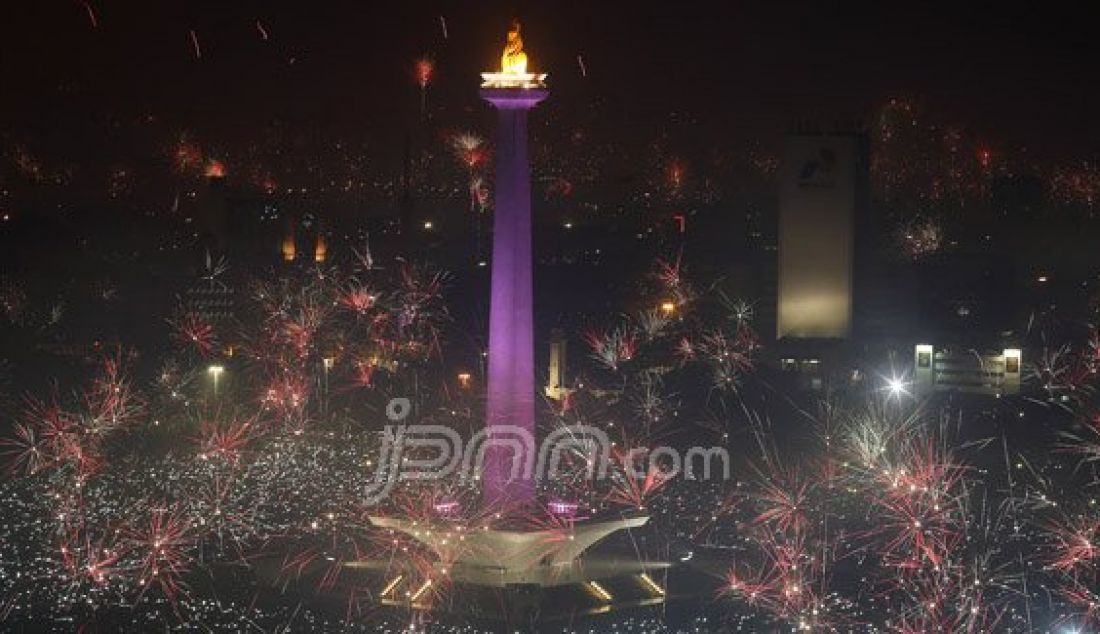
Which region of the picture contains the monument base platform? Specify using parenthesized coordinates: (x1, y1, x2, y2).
(367, 514, 649, 582)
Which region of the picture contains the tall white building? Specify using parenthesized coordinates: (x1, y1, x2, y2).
(777, 134, 860, 340)
(545, 329, 568, 401)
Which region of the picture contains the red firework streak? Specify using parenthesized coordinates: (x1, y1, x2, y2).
(170, 312, 217, 357)
(605, 450, 671, 510)
(192, 473, 257, 562)
(1, 367, 137, 478)
(414, 57, 433, 116)
(653, 252, 697, 306)
(189, 29, 202, 60)
(80, 1, 98, 28)
(722, 531, 823, 624)
(261, 372, 311, 429)
(278, 509, 373, 598)
(1042, 514, 1100, 574)
(82, 349, 145, 434)
(127, 504, 194, 607)
(349, 358, 376, 388)
(751, 466, 812, 537)
(337, 285, 377, 316)
(172, 136, 203, 175)
(584, 327, 638, 371)
(59, 527, 121, 587)
(866, 436, 966, 574)
(450, 133, 487, 171)
(398, 263, 445, 318)
(1061, 582, 1100, 629)
(655, 254, 683, 289)
(698, 329, 756, 373)
(1, 398, 77, 475)
(279, 302, 327, 356)
(196, 414, 260, 466)
(693, 485, 744, 540)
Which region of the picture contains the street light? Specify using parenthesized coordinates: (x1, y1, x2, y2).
(885, 375, 907, 398)
(321, 357, 335, 415)
(207, 364, 225, 398)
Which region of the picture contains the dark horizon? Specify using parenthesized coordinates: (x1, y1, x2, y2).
(3, 1, 1098, 160)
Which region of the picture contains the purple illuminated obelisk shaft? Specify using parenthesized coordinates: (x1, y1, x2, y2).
(480, 87, 548, 508)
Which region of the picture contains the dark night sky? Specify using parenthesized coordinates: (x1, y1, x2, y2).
(2, 1, 1098, 159)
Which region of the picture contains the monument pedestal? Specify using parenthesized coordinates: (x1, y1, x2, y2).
(368, 514, 649, 586)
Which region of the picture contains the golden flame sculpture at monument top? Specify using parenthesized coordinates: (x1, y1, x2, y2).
(480, 21, 547, 89)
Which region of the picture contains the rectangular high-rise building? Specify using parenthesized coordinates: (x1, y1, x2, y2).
(777, 133, 862, 339)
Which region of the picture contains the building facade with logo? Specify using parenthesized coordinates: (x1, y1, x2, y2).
(777, 132, 866, 340)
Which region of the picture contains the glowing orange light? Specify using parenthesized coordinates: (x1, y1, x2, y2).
(457, 372, 472, 388)
(281, 233, 296, 262)
(314, 234, 327, 263)
(660, 301, 676, 316)
(501, 21, 528, 74)
(667, 160, 685, 189)
(204, 159, 226, 179)
(415, 57, 434, 88)
(481, 20, 546, 88)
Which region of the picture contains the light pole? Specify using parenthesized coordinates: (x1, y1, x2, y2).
(322, 357, 335, 416)
(884, 374, 909, 401)
(207, 364, 225, 399)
